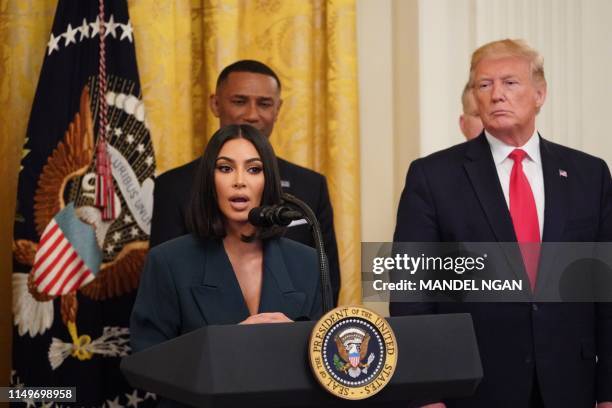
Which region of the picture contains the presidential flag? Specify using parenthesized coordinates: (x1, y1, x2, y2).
(11, 0, 155, 406)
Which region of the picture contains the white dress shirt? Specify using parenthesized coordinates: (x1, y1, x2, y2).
(485, 130, 545, 239)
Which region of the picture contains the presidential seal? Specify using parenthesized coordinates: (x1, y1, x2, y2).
(309, 306, 398, 400)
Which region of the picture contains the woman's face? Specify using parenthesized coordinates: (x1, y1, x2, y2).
(214, 137, 265, 228)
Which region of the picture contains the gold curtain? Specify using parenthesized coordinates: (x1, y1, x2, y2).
(0, 0, 59, 385)
(0, 0, 361, 381)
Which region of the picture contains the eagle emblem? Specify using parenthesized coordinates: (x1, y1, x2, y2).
(309, 306, 398, 400)
(333, 327, 376, 378)
(12, 76, 154, 369)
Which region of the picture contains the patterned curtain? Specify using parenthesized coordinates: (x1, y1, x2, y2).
(0, 0, 361, 377)
(0, 0, 60, 383)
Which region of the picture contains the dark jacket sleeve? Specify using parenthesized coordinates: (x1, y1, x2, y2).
(393, 159, 441, 243)
(315, 175, 341, 304)
(390, 159, 438, 317)
(130, 248, 180, 352)
(596, 158, 612, 402)
(149, 172, 189, 248)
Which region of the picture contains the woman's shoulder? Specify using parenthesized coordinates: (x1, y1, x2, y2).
(149, 234, 202, 257)
(148, 234, 223, 268)
(145, 235, 221, 284)
(273, 238, 318, 279)
(275, 237, 317, 258)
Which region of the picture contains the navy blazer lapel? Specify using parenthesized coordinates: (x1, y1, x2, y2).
(540, 137, 569, 242)
(463, 133, 530, 286)
(536, 136, 569, 293)
(258, 239, 306, 319)
(191, 239, 250, 325)
(464, 134, 517, 242)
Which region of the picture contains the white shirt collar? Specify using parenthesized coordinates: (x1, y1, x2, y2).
(484, 129, 541, 165)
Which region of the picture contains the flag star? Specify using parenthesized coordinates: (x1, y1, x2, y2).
(47, 32, 61, 55)
(130, 227, 139, 237)
(24, 399, 36, 408)
(79, 18, 90, 40)
(90, 16, 101, 37)
(144, 392, 157, 400)
(10, 369, 16, 383)
(136, 144, 145, 153)
(125, 390, 143, 408)
(112, 232, 121, 242)
(126, 134, 135, 144)
(105, 244, 115, 253)
(40, 402, 53, 408)
(105, 124, 112, 132)
(123, 214, 133, 223)
(106, 396, 123, 408)
(63, 23, 78, 46)
(120, 21, 134, 42)
(145, 156, 153, 166)
(114, 127, 123, 137)
(104, 15, 119, 39)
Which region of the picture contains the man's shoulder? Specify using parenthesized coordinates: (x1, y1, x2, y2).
(413, 138, 475, 170)
(156, 159, 199, 184)
(541, 138, 606, 167)
(154, 159, 199, 197)
(277, 157, 325, 184)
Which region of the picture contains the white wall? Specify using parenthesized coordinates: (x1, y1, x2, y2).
(357, 0, 395, 243)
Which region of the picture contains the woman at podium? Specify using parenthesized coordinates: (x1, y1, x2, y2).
(131, 124, 322, 352)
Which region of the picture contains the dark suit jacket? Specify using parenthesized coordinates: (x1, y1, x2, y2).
(391, 133, 612, 408)
(149, 157, 340, 304)
(131, 235, 322, 352)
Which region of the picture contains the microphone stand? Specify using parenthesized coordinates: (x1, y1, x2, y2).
(282, 193, 334, 313)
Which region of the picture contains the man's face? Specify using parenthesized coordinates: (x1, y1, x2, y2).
(473, 56, 546, 143)
(460, 91, 484, 140)
(210, 71, 282, 138)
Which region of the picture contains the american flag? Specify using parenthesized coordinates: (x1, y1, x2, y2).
(32, 203, 101, 296)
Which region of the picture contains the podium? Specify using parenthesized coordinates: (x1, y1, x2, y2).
(121, 313, 482, 407)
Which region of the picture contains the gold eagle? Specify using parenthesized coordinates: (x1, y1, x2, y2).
(334, 333, 371, 373)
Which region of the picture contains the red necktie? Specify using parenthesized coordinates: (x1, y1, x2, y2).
(508, 149, 540, 290)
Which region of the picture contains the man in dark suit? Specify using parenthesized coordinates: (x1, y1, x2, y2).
(392, 39, 612, 408)
(150, 60, 340, 304)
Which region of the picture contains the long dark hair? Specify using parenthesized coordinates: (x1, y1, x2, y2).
(186, 124, 284, 241)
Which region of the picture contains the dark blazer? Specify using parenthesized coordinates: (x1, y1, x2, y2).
(149, 157, 341, 304)
(131, 235, 322, 352)
(391, 133, 612, 408)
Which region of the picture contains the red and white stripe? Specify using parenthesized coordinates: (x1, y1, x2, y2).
(31, 220, 95, 296)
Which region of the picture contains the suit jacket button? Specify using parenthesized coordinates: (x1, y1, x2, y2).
(525, 355, 533, 364)
(532, 303, 538, 312)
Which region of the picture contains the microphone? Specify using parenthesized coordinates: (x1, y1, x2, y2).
(248, 205, 304, 227)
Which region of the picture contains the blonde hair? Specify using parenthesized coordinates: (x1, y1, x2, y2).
(469, 39, 546, 88)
